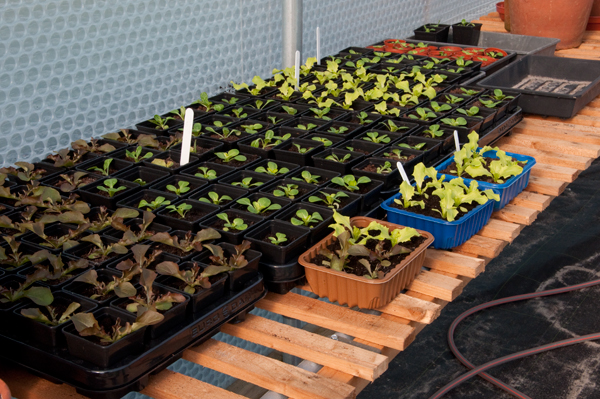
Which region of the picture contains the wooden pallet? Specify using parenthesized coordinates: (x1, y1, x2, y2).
(5, 13, 600, 399)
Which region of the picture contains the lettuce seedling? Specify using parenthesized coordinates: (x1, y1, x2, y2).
(255, 161, 289, 176)
(74, 269, 137, 299)
(397, 142, 427, 151)
(429, 101, 452, 113)
(363, 131, 391, 144)
(195, 166, 217, 180)
(150, 229, 221, 253)
(125, 146, 154, 163)
(423, 124, 445, 138)
(292, 170, 320, 185)
(216, 149, 247, 163)
(21, 301, 81, 326)
(0, 236, 49, 269)
(308, 191, 348, 209)
(394, 181, 425, 210)
(124, 268, 186, 313)
(376, 161, 393, 174)
(56, 171, 94, 192)
(71, 308, 163, 343)
(156, 261, 215, 294)
(198, 192, 231, 205)
(80, 234, 129, 261)
(87, 158, 114, 176)
(72, 138, 116, 154)
(148, 115, 174, 130)
(409, 107, 437, 121)
(192, 92, 225, 112)
(268, 233, 287, 245)
(311, 136, 333, 148)
(201, 241, 252, 275)
(0, 162, 47, 182)
(273, 184, 300, 199)
(318, 230, 351, 271)
(216, 213, 248, 232)
(31, 253, 89, 284)
(0, 277, 53, 306)
(97, 178, 128, 197)
(231, 177, 263, 189)
(87, 207, 139, 233)
(24, 222, 89, 251)
(165, 203, 192, 218)
(380, 120, 409, 133)
(111, 211, 158, 245)
(456, 106, 482, 118)
(290, 209, 323, 227)
(325, 153, 352, 163)
(151, 158, 176, 168)
(251, 130, 290, 150)
(441, 117, 467, 127)
(138, 196, 170, 211)
(236, 197, 281, 215)
(330, 175, 371, 193)
(292, 144, 313, 154)
(166, 181, 191, 196)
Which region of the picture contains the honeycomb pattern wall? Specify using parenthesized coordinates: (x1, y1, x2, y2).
(0, 0, 496, 168)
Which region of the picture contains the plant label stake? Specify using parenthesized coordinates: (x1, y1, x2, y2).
(316, 27, 321, 64)
(453, 130, 460, 152)
(179, 108, 194, 166)
(295, 50, 300, 91)
(396, 161, 410, 183)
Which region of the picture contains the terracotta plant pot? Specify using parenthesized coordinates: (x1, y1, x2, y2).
(587, 0, 600, 29)
(497, 1, 505, 21)
(0, 379, 10, 399)
(510, 0, 594, 49)
(299, 217, 434, 309)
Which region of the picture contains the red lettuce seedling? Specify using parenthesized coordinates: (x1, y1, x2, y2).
(124, 268, 186, 313)
(71, 308, 163, 343)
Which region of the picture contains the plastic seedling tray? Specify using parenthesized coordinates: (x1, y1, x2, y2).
(403, 39, 517, 75)
(381, 190, 494, 249)
(435, 149, 536, 211)
(0, 274, 266, 399)
(407, 31, 560, 59)
(476, 55, 600, 118)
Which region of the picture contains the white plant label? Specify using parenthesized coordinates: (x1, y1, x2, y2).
(295, 50, 300, 91)
(453, 130, 460, 152)
(179, 108, 194, 166)
(396, 161, 410, 183)
(316, 27, 321, 64)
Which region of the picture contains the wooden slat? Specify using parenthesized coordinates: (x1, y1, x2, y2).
(142, 370, 246, 399)
(256, 292, 414, 350)
(479, 218, 524, 242)
(510, 191, 553, 211)
(519, 117, 600, 134)
(407, 270, 463, 301)
(424, 249, 485, 278)
(525, 175, 567, 196)
(498, 133, 600, 158)
(221, 314, 388, 381)
(453, 234, 508, 258)
(377, 293, 442, 324)
(526, 114, 600, 128)
(492, 204, 539, 225)
(498, 143, 592, 170)
(184, 339, 356, 399)
(531, 163, 579, 183)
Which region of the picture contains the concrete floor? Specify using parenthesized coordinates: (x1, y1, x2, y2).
(359, 158, 600, 398)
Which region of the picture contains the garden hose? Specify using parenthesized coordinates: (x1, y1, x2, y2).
(429, 278, 600, 399)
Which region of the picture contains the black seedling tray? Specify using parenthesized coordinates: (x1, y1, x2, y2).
(0, 273, 266, 399)
(402, 39, 517, 75)
(476, 55, 600, 118)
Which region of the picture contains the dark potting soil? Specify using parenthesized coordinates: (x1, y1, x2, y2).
(154, 158, 180, 169)
(389, 185, 479, 220)
(405, 113, 437, 122)
(165, 208, 207, 221)
(333, 181, 376, 195)
(84, 315, 123, 346)
(88, 168, 120, 176)
(381, 153, 417, 162)
(53, 176, 97, 188)
(191, 146, 212, 155)
(311, 235, 426, 278)
(344, 147, 369, 155)
(151, 243, 192, 258)
(78, 285, 115, 303)
(262, 231, 298, 245)
(269, 185, 310, 199)
(211, 153, 258, 168)
(211, 217, 256, 231)
(83, 248, 121, 264)
(0, 198, 19, 207)
(440, 158, 526, 184)
(362, 163, 390, 175)
(287, 145, 314, 153)
(208, 134, 242, 143)
(0, 227, 20, 235)
(310, 192, 354, 209)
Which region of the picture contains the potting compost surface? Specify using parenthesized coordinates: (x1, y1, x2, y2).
(513, 76, 591, 95)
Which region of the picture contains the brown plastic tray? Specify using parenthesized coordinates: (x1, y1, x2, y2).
(299, 216, 434, 309)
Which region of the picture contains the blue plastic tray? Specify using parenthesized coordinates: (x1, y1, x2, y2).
(381, 192, 494, 249)
(435, 149, 536, 210)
